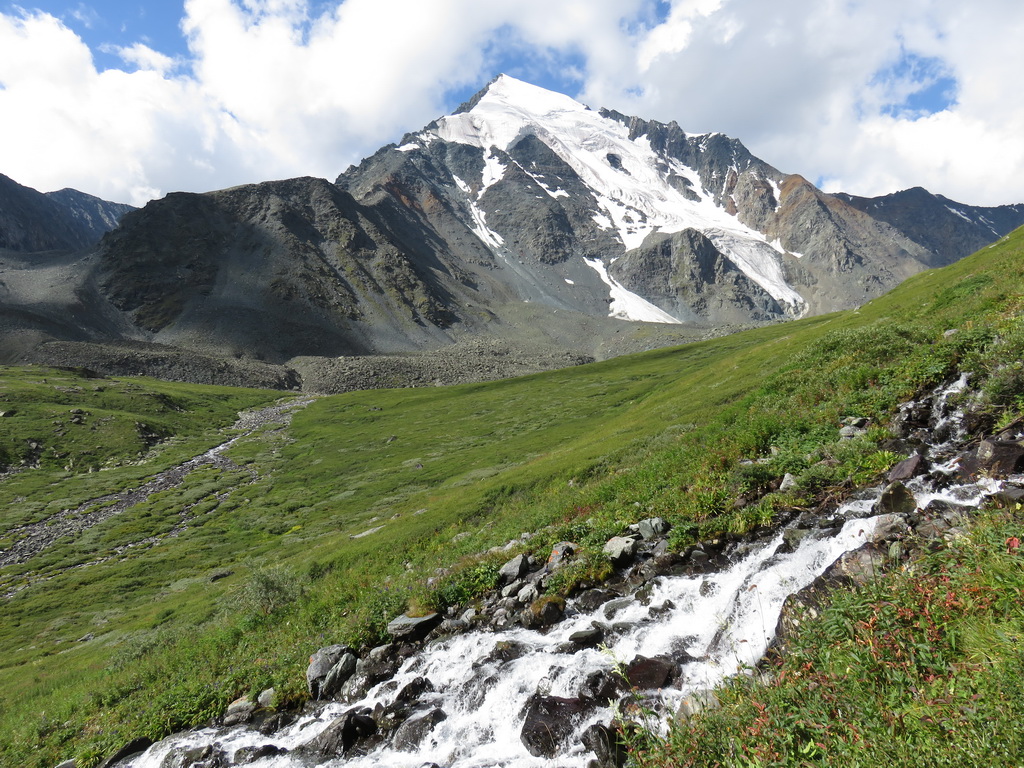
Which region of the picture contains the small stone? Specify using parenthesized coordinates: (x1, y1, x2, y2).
(779, 473, 798, 492)
(257, 688, 275, 708)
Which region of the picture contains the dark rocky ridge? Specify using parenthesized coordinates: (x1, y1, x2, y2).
(0, 173, 131, 253)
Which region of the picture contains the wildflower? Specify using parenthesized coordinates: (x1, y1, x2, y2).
(1005, 536, 1021, 554)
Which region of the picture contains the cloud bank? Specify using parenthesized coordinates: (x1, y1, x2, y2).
(1, 0, 1021, 207)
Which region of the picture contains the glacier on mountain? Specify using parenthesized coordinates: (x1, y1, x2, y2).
(432, 74, 807, 318)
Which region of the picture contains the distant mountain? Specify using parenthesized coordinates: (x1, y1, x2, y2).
(1, 75, 1022, 389)
(833, 187, 1024, 268)
(0, 173, 132, 253)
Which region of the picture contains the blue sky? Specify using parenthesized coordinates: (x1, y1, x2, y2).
(1, 1, 1021, 207)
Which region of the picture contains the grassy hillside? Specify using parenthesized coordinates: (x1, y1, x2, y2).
(1, 227, 1022, 767)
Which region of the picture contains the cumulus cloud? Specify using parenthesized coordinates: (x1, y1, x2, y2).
(0, 0, 1021, 207)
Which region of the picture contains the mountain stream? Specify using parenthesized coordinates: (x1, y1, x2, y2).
(116, 378, 1017, 768)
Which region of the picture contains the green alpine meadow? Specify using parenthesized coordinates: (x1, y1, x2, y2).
(2, 225, 1024, 768)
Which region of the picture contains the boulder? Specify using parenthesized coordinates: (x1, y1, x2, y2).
(625, 655, 679, 690)
(574, 588, 618, 612)
(567, 626, 604, 647)
(520, 694, 593, 757)
(579, 668, 624, 704)
(547, 541, 577, 568)
(582, 722, 628, 768)
(957, 439, 1024, 479)
(297, 708, 378, 759)
(222, 695, 256, 726)
(638, 552, 687, 579)
(306, 644, 353, 698)
(637, 517, 670, 540)
(392, 708, 447, 751)
(320, 652, 358, 699)
(990, 485, 1024, 507)
(98, 738, 153, 768)
(498, 553, 531, 585)
(888, 454, 927, 482)
(675, 690, 721, 722)
(603, 536, 639, 565)
(522, 596, 565, 629)
(874, 481, 917, 517)
(341, 647, 402, 701)
(386, 613, 443, 642)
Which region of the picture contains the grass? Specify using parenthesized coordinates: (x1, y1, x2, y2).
(0, 227, 1022, 766)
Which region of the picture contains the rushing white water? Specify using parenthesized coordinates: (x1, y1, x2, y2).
(121, 382, 1012, 768)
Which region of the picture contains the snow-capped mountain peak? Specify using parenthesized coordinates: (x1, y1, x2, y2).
(430, 75, 805, 313)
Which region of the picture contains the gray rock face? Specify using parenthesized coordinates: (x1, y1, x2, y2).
(603, 536, 640, 565)
(386, 613, 443, 642)
(306, 644, 353, 699)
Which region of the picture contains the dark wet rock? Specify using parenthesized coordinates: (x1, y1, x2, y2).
(964, 440, 1024, 478)
(567, 625, 604, 647)
(874, 481, 917, 516)
(520, 694, 593, 757)
(625, 655, 680, 690)
(582, 722, 629, 768)
(475, 639, 529, 666)
(232, 745, 287, 764)
(392, 708, 447, 751)
(990, 485, 1024, 507)
(635, 580, 659, 606)
(574, 588, 618, 612)
(649, 599, 676, 617)
(387, 613, 443, 642)
(99, 737, 153, 768)
(297, 707, 378, 759)
(257, 712, 296, 736)
(522, 596, 565, 629)
(157, 744, 228, 768)
(638, 552, 687, 579)
(888, 453, 927, 482)
(341, 647, 402, 702)
(306, 644, 354, 699)
(498, 553, 531, 585)
(579, 668, 625, 704)
(394, 676, 435, 706)
(602, 596, 634, 620)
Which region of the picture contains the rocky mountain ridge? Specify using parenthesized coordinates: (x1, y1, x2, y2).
(1, 75, 1023, 389)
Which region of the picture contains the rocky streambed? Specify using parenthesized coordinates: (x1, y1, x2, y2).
(88, 377, 1024, 768)
(1, 397, 315, 594)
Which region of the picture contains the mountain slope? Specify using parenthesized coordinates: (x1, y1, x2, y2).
(2, 75, 1023, 386)
(0, 173, 131, 253)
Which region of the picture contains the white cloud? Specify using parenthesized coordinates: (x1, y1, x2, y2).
(0, 0, 1022, 207)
